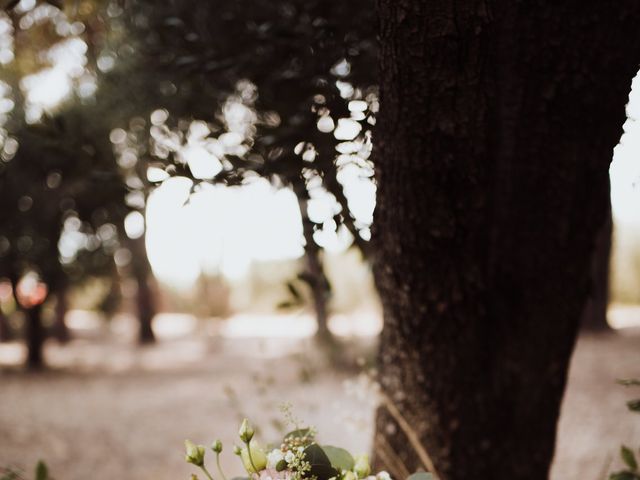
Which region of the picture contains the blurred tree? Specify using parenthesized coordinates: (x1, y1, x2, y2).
(371, 2, 640, 479)
(0, 108, 126, 367)
(0, 1, 163, 354)
(103, 0, 377, 344)
(4, 0, 377, 346)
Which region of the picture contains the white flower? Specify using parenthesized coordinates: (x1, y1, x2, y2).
(252, 468, 293, 480)
(267, 449, 285, 469)
(377, 472, 392, 480)
(284, 451, 296, 463)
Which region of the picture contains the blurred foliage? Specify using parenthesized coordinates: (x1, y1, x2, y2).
(0, 107, 125, 290)
(0, 0, 377, 324)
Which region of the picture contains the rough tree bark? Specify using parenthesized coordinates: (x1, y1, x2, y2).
(581, 205, 612, 331)
(371, 2, 640, 479)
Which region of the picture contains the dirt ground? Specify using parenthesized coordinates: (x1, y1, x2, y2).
(0, 324, 639, 480)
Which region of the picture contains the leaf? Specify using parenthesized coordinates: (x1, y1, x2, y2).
(627, 399, 640, 413)
(286, 281, 302, 301)
(35, 461, 48, 480)
(3, 0, 20, 11)
(617, 379, 640, 387)
(609, 472, 640, 480)
(321, 445, 354, 471)
(622, 446, 638, 471)
(44, 0, 63, 9)
(303, 444, 338, 480)
(406, 473, 434, 480)
(284, 428, 313, 440)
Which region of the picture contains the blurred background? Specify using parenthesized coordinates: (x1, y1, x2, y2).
(0, 1, 639, 479)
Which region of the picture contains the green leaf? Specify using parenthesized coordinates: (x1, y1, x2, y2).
(3, 0, 20, 10)
(622, 446, 638, 471)
(609, 471, 640, 480)
(406, 473, 434, 480)
(627, 399, 640, 413)
(35, 461, 48, 480)
(321, 445, 355, 471)
(617, 379, 640, 387)
(284, 428, 313, 440)
(303, 444, 338, 480)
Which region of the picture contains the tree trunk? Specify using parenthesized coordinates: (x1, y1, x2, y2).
(581, 205, 612, 331)
(0, 308, 10, 342)
(305, 246, 332, 343)
(294, 186, 334, 345)
(129, 235, 156, 344)
(25, 304, 44, 369)
(371, 2, 640, 479)
(52, 282, 70, 343)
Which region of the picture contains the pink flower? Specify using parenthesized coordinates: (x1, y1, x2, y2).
(252, 468, 294, 480)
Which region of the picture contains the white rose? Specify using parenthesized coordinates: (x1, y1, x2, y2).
(267, 449, 285, 469)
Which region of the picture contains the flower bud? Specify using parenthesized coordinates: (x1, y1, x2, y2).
(212, 439, 223, 454)
(240, 442, 268, 473)
(191, 475, 199, 480)
(354, 455, 371, 479)
(185, 440, 206, 467)
(343, 471, 357, 480)
(239, 418, 255, 443)
(233, 445, 242, 456)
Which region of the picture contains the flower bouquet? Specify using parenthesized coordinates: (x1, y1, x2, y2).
(184, 418, 433, 480)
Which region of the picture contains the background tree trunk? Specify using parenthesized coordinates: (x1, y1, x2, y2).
(128, 235, 156, 344)
(25, 304, 44, 369)
(371, 2, 640, 479)
(0, 308, 10, 342)
(294, 184, 334, 345)
(52, 282, 70, 343)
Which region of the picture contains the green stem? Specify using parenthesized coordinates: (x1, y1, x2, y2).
(245, 442, 260, 474)
(200, 465, 215, 480)
(216, 453, 228, 480)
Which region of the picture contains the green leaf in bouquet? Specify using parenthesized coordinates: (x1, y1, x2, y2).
(321, 446, 355, 471)
(303, 444, 338, 480)
(0, 467, 21, 480)
(406, 472, 433, 480)
(285, 428, 314, 441)
(617, 379, 640, 387)
(35, 461, 48, 480)
(621, 446, 638, 471)
(627, 399, 640, 413)
(609, 472, 640, 480)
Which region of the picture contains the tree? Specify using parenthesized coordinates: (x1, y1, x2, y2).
(580, 205, 612, 331)
(371, 2, 640, 479)
(0, 110, 126, 368)
(81, 0, 378, 344)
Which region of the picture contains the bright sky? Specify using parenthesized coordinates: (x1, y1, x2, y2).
(144, 177, 306, 287)
(610, 70, 640, 226)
